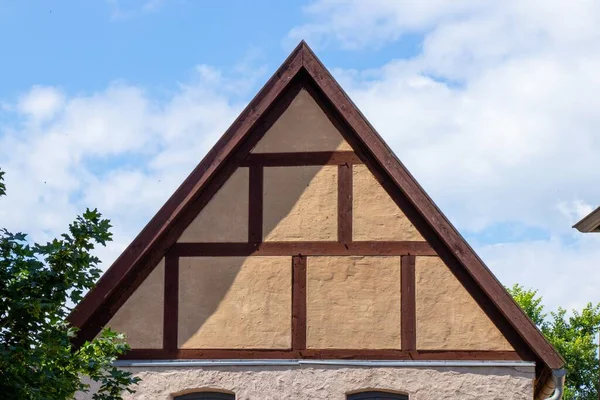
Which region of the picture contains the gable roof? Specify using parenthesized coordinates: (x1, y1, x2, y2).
(68, 41, 563, 377)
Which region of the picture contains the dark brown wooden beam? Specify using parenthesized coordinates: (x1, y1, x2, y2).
(401, 255, 416, 351)
(172, 241, 436, 257)
(163, 252, 179, 352)
(248, 165, 263, 242)
(121, 349, 522, 361)
(292, 255, 307, 351)
(241, 151, 362, 167)
(338, 163, 353, 244)
(411, 350, 522, 361)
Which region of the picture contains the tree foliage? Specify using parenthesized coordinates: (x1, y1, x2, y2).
(508, 284, 600, 400)
(0, 169, 139, 399)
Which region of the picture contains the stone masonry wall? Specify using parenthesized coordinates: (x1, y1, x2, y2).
(77, 364, 535, 400)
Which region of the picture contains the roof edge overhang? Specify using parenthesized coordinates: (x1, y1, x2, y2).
(573, 206, 600, 232)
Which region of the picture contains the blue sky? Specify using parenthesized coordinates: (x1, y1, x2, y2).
(1, 0, 600, 312)
(0, 1, 420, 97)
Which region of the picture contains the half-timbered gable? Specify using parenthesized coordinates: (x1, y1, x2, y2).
(72, 42, 564, 400)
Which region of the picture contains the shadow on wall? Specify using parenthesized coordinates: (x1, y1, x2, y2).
(177, 147, 344, 349)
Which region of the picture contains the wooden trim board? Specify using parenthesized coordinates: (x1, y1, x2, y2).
(121, 349, 523, 361)
(401, 255, 416, 351)
(171, 242, 435, 257)
(163, 252, 179, 352)
(292, 255, 307, 350)
(338, 163, 353, 244)
(242, 151, 362, 167)
(248, 165, 263, 242)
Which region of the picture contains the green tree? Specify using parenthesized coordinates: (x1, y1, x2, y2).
(508, 284, 600, 400)
(0, 169, 140, 399)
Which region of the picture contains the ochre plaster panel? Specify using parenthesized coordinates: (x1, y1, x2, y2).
(263, 166, 337, 241)
(415, 256, 514, 350)
(352, 164, 424, 241)
(306, 256, 401, 349)
(252, 89, 352, 153)
(178, 168, 249, 243)
(178, 256, 291, 349)
(106, 259, 164, 349)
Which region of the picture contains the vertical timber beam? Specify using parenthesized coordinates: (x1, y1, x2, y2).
(292, 255, 307, 351)
(338, 163, 353, 244)
(163, 251, 179, 355)
(248, 165, 264, 243)
(401, 255, 416, 351)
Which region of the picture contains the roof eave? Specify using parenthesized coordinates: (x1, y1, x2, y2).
(573, 206, 600, 232)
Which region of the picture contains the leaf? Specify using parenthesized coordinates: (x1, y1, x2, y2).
(0, 178, 137, 400)
(509, 284, 600, 399)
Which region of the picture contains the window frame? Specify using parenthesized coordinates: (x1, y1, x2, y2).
(174, 392, 235, 400)
(347, 391, 408, 400)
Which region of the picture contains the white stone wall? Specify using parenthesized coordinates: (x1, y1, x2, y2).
(77, 364, 535, 400)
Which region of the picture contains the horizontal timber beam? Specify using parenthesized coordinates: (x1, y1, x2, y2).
(171, 241, 436, 257)
(240, 151, 363, 167)
(115, 359, 535, 368)
(121, 349, 522, 361)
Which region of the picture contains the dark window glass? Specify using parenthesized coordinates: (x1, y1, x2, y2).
(348, 391, 408, 400)
(174, 393, 234, 400)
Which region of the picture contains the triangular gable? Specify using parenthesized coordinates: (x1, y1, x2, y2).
(69, 42, 563, 392)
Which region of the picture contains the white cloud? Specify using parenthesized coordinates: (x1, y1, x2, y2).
(479, 234, 600, 312)
(288, 0, 482, 49)
(290, 0, 600, 52)
(0, 65, 259, 268)
(556, 200, 594, 223)
(17, 86, 64, 121)
(336, 54, 600, 233)
(290, 0, 600, 310)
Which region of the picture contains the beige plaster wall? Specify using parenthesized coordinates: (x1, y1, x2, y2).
(178, 168, 249, 243)
(77, 364, 535, 400)
(306, 256, 401, 349)
(252, 89, 352, 153)
(415, 256, 514, 350)
(178, 256, 291, 349)
(263, 166, 337, 241)
(106, 259, 164, 349)
(352, 165, 424, 241)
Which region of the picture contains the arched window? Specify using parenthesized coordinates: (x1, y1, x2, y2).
(174, 393, 234, 400)
(348, 391, 408, 400)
